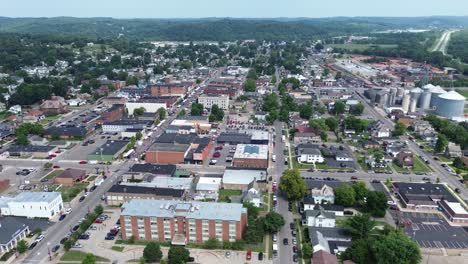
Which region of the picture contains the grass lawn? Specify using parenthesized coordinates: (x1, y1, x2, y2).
(39, 115, 60, 125)
(412, 156, 433, 173)
(436, 155, 452, 162)
(315, 163, 341, 170)
(456, 89, 468, 98)
(86, 175, 97, 182)
(245, 239, 266, 253)
(0, 111, 10, 120)
(292, 159, 315, 169)
(55, 183, 87, 202)
(44, 169, 64, 180)
(390, 162, 410, 173)
(111, 246, 124, 252)
(60, 250, 109, 262)
(219, 189, 242, 196)
(329, 44, 397, 51)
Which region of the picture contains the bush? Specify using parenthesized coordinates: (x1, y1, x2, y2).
(202, 238, 220, 249)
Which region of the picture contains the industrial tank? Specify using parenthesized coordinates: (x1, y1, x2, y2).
(419, 89, 432, 109)
(435, 91, 466, 118)
(429, 85, 447, 108)
(409, 99, 417, 113)
(402, 93, 411, 113)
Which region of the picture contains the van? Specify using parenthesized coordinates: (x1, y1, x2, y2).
(272, 233, 277, 242)
(272, 155, 276, 162)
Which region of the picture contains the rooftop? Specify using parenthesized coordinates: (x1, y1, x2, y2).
(233, 144, 268, 160)
(148, 142, 190, 153)
(129, 164, 176, 175)
(392, 182, 457, 202)
(7, 145, 55, 153)
(0, 217, 29, 245)
(121, 199, 246, 221)
(223, 169, 267, 185)
(89, 140, 129, 156)
(8, 192, 61, 203)
(108, 185, 185, 198)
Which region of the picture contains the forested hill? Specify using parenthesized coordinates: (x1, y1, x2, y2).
(0, 16, 467, 41)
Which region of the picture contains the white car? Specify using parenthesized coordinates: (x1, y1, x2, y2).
(72, 243, 83, 248)
(36, 234, 45, 242)
(65, 208, 72, 214)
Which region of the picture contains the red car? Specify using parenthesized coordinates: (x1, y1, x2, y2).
(212, 152, 221, 158)
(55, 150, 61, 154)
(49, 154, 57, 158)
(351, 176, 358, 180)
(53, 165, 60, 169)
(79, 161, 87, 164)
(246, 250, 252, 260)
(94, 219, 103, 224)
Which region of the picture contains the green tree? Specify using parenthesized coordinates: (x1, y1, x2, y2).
(302, 242, 313, 259)
(343, 214, 376, 240)
(244, 79, 257, 92)
(82, 253, 96, 264)
(309, 118, 329, 131)
(352, 181, 369, 202)
(203, 238, 220, 249)
(263, 211, 285, 233)
(64, 239, 72, 251)
(136, 132, 143, 140)
(17, 240, 28, 254)
(354, 102, 365, 115)
(243, 202, 261, 219)
(271, 75, 277, 84)
(392, 123, 407, 137)
(178, 109, 186, 117)
(362, 191, 389, 217)
(245, 216, 265, 243)
(168, 246, 190, 264)
(94, 205, 103, 215)
(334, 100, 346, 115)
(325, 117, 338, 131)
(157, 107, 167, 120)
(143, 242, 163, 263)
(434, 134, 448, 153)
(334, 185, 356, 207)
(342, 238, 376, 264)
(320, 131, 328, 142)
(315, 43, 324, 51)
(133, 107, 146, 116)
(16, 133, 29, 145)
(279, 169, 307, 201)
(51, 131, 61, 141)
(191, 103, 204, 116)
(373, 231, 421, 264)
(299, 104, 313, 119)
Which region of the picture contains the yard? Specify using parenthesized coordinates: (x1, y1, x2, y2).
(292, 159, 315, 170)
(60, 250, 109, 262)
(219, 189, 242, 202)
(43, 169, 64, 180)
(55, 183, 87, 202)
(390, 162, 410, 173)
(412, 156, 433, 173)
(86, 175, 98, 182)
(39, 115, 60, 125)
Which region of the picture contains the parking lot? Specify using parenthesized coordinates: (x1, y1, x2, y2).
(206, 143, 236, 167)
(393, 212, 468, 249)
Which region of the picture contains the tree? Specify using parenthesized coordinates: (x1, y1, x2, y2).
(309, 119, 329, 131)
(178, 109, 186, 117)
(434, 134, 448, 153)
(133, 107, 145, 116)
(453, 157, 467, 170)
(82, 253, 96, 264)
(191, 103, 204, 116)
(373, 231, 421, 264)
(315, 42, 324, 51)
(51, 131, 61, 141)
(210, 104, 224, 122)
(245, 216, 265, 243)
(352, 181, 369, 202)
(243, 202, 260, 219)
(302, 242, 313, 259)
(320, 131, 328, 142)
(362, 191, 388, 217)
(279, 169, 307, 201)
(342, 238, 376, 264)
(244, 79, 257, 92)
(299, 104, 313, 119)
(334, 100, 346, 115)
(94, 205, 103, 215)
(16, 133, 29, 145)
(136, 132, 143, 140)
(354, 102, 365, 115)
(157, 107, 167, 120)
(325, 117, 338, 131)
(392, 123, 406, 137)
(374, 151, 384, 163)
(263, 211, 285, 233)
(168, 246, 190, 264)
(203, 238, 220, 249)
(143, 242, 163, 263)
(343, 214, 376, 240)
(64, 239, 72, 251)
(17, 240, 28, 254)
(334, 185, 356, 207)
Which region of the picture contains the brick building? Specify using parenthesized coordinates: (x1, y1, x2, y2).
(96, 104, 125, 124)
(438, 200, 468, 224)
(392, 182, 458, 210)
(232, 144, 269, 169)
(120, 199, 247, 245)
(54, 168, 86, 186)
(145, 143, 190, 164)
(106, 185, 185, 206)
(150, 84, 187, 97)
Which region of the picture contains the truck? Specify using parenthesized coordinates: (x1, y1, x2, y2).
(272, 154, 276, 162)
(281, 135, 286, 142)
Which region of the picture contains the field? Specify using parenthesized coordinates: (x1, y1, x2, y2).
(55, 183, 87, 202)
(329, 44, 398, 51)
(43, 169, 64, 180)
(60, 250, 109, 262)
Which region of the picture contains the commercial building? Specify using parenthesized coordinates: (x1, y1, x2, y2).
(125, 101, 167, 114)
(54, 168, 86, 186)
(0, 217, 30, 254)
(102, 119, 152, 133)
(198, 94, 230, 110)
(150, 84, 187, 97)
(170, 116, 211, 132)
(232, 144, 269, 169)
(87, 140, 129, 161)
(44, 126, 89, 139)
(127, 164, 177, 179)
(0, 192, 63, 219)
(392, 182, 457, 210)
(145, 143, 191, 164)
(147, 133, 211, 164)
(438, 200, 468, 224)
(217, 133, 251, 145)
(106, 185, 185, 206)
(96, 104, 125, 124)
(120, 199, 247, 245)
(222, 169, 267, 190)
(6, 145, 58, 159)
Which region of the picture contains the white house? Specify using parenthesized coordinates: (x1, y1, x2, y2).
(298, 147, 324, 164)
(241, 180, 263, 208)
(303, 207, 336, 227)
(310, 184, 335, 204)
(8, 105, 21, 114)
(0, 192, 63, 219)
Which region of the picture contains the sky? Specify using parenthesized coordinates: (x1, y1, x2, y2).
(0, 0, 467, 18)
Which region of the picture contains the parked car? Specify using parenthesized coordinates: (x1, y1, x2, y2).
(351, 176, 358, 180)
(94, 219, 103, 224)
(65, 208, 72, 214)
(283, 238, 289, 245)
(212, 152, 221, 158)
(59, 214, 66, 221)
(79, 161, 87, 164)
(455, 188, 461, 193)
(72, 243, 83, 248)
(258, 252, 263, 261)
(29, 241, 38, 250)
(290, 222, 295, 230)
(72, 225, 80, 231)
(105, 235, 115, 240)
(293, 254, 298, 262)
(36, 234, 45, 242)
(79, 196, 85, 202)
(293, 246, 298, 253)
(246, 250, 252, 260)
(60, 237, 68, 244)
(53, 165, 60, 169)
(51, 245, 60, 253)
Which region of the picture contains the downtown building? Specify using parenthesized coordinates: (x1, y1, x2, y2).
(120, 199, 247, 245)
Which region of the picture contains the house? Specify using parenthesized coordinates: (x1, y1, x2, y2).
(0, 217, 30, 254)
(28, 135, 49, 146)
(196, 176, 222, 201)
(8, 105, 21, 114)
(363, 140, 380, 149)
(294, 132, 321, 144)
(54, 168, 86, 186)
(385, 142, 405, 157)
(40, 96, 68, 114)
(445, 142, 462, 158)
(297, 144, 324, 164)
(23, 110, 44, 123)
(395, 151, 414, 167)
(0, 192, 63, 219)
(365, 155, 388, 168)
(241, 180, 263, 207)
(412, 120, 436, 141)
(303, 206, 336, 227)
(120, 199, 248, 245)
(310, 184, 335, 204)
(308, 227, 352, 254)
(369, 120, 390, 138)
(312, 250, 338, 264)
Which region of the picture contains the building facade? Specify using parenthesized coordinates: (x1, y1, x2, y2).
(0, 192, 63, 219)
(198, 94, 230, 110)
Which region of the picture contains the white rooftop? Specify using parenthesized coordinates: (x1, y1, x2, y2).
(438, 91, 465, 101)
(445, 202, 468, 215)
(223, 169, 267, 185)
(121, 177, 193, 190)
(233, 144, 268, 160)
(3, 192, 61, 204)
(196, 177, 222, 191)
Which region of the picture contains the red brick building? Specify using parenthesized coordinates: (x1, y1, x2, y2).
(96, 104, 125, 124)
(438, 200, 468, 224)
(120, 200, 248, 245)
(145, 143, 190, 164)
(150, 84, 187, 97)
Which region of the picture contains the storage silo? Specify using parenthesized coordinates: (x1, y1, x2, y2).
(389, 87, 397, 106)
(410, 87, 422, 103)
(381, 93, 389, 106)
(397, 87, 405, 97)
(429, 85, 446, 108)
(420, 89, 432, 110)
(402, 93, 411, 113)
(409, 99, 417, 113)
(435, 91, 466, 118)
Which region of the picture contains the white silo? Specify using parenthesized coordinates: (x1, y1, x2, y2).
(429, 85, 446, 108)
(410, 87, 422, 103)
(402, 93, 411, 113)
(389, 87, 397, 106)
(409, 99, 417, 113)
(420, 89, 432, 110)
(381, 93, 389, 106)
(435, 91, 466, 118)
(397, 87, 405, 97)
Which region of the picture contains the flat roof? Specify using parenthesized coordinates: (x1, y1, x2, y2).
(444, 201, 468, 215)
(122, 177, 193, 190)
(89, 140, 129, 156)
(121, 199, 246, 221)
(233, 144, 268, 160)
(129, 164, 176, 175)
(223, 169, 267, 185)
(9, 192, 61, 203)
(148, 143, 190, 152)
(108, 185, 184, 198)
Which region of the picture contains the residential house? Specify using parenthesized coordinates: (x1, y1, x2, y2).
(395, 151, 414, 167)
(22, 110, 44, 123)
(309, 227, 352, 255)
(445, 142, 462, 158)
(310, 184, 335, 204)
(412, 120, 436, 141)
(40, 96, 68, 114)
(369, 120, 390, 138)
(297, 144, 324, 164)
(241, 180, 263, 208)
(28, 135, 49, 146)
(294, 132, 321, 144)
(303, 206, 336, 227)
(312, 250, 338, 264)
(54, 168, 86, 186)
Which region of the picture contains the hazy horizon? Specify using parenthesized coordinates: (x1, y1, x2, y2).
(1, 0, 467, 18)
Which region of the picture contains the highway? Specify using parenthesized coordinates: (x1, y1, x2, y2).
(432, 30, 457, 55)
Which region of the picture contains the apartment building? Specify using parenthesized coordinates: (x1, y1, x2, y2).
(198, 94, 230, 110)
(120, 199, 247, 245)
